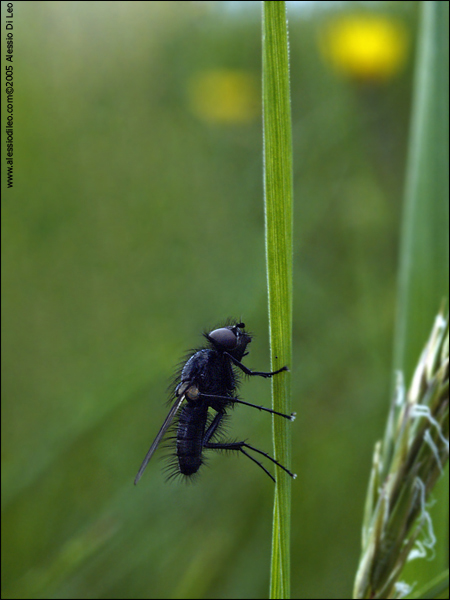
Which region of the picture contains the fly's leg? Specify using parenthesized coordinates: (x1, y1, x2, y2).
(199, 393, 296, 421)
(224, 352, 288, 378)
(204, 438, 296, 482)
(203, 411, 225, 444)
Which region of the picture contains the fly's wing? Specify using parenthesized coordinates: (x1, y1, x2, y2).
(134, 394, 186, 484)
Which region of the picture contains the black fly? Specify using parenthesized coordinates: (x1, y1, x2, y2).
(134, 321, 296, 484)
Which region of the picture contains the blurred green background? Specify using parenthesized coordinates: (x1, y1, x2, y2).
(1, 2, 424, 598)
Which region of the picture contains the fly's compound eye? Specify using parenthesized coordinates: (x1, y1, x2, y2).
(208, 327, 238, 350)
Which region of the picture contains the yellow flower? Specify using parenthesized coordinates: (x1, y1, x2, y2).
(320, 14, 409, 82)
(188, 69, 260, 124)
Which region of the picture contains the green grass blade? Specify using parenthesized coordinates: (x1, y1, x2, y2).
(354, 3, 449, 598)
(409, 568, 449, 600)
(393, 0, 449, 383)
(391, 0, 449, 590)
(262, 2, 294, 598)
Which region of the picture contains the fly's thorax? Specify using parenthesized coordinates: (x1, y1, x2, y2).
(179, 348, 234, 396)
(180, 349, 212, 381)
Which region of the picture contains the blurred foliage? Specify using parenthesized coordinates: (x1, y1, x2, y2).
(1, 2, 426, 599)
(393, 1, 449, 591)
(320, 13, 409, 82)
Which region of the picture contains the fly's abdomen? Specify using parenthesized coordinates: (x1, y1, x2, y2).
(176, 404, 208, 476)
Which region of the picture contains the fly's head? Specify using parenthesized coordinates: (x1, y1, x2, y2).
(205, 321, 252, 361)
